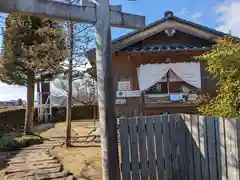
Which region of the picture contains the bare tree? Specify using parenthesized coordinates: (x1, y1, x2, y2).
(65, 11, 73, 147)
(51, 0, 94, 146)
(54, 76, 97, 105)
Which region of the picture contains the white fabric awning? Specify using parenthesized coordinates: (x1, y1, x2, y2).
(137, 62, 201, 91)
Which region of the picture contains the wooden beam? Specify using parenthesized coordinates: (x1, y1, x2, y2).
(0, 0, 145, 29)
(80, 0, 122, 11)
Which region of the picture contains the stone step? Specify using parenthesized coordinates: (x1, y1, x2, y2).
(8, 149, 49, 155)
(7, 171, 70, 180)
(8, 160, 60, 169)
(21, 147, 52, 151)
(5, 163, 62, 174)
(34, 171, 70, 179)
(9, 154, 52, 161)
(12, 152, 51, 157)
(7, 156, 56, 164)
(8, 159, 59, 166)
(53, 175, 75, 180)
(6, 167, 62, 179)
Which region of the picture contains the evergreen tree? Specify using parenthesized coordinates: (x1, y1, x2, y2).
(0, 13, 66, 134)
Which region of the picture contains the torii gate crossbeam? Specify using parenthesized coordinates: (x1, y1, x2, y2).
(0, 0, 145, 29)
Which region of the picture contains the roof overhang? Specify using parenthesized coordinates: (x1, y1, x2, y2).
(87, 14, 227, 66)
(112, 19, 222, 52)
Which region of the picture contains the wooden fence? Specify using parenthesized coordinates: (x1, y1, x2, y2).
(119, 114, 240, 180)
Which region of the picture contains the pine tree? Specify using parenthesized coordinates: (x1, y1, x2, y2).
(0, 13, 66, 134)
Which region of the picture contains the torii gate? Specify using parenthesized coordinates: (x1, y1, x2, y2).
(0, 0, 146, 179)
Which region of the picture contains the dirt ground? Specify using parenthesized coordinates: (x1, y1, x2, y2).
(52, 145, 102, 180)
(0, 120, 102, 180)
(41, 120, 102, 180)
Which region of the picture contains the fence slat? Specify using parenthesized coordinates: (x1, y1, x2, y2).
(119, 118, 131, 180)
(191, 115, 202, 180)
(178, 115, 189, 180)
(214, 117, 222, 180)
(217, 117, 227, 180)
(154, 115, 164, 180)
(120, 114, 240, 180)
(129, 117, 140, 180)
(163, 115, 173, 180)
(138, 116, 149, 180)
(146, 116, 157, 180)
(206, 116, 218, 180)
(184, 114, 195, 180)
(225, 118, 239, 180)
(169, 115, 179, 180)
(199, 115, 209, 180)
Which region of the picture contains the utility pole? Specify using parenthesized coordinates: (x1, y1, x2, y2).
(65, 14, 74, 147)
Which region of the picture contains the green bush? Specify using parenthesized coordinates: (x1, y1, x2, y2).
(0, 135, 44, 152)
(0, 136, 21, 151)
(18, 135, 44, 147)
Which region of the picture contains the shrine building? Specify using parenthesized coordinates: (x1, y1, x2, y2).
(87, 11, 226, 117)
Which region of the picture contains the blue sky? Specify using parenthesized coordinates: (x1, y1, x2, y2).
(110, 0, 224, 38)
(1, 0, 240, 100)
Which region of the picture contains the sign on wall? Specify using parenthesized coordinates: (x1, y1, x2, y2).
(115, 99, 127, 105)
(116, 90, 140, 98)
(118, 81, 131, 91)
(125, 90, 140, 97)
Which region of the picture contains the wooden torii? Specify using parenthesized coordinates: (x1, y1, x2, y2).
(0, 1, 146, 179)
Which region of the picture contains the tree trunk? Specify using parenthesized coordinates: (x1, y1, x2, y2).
(24, 71, 35, 135)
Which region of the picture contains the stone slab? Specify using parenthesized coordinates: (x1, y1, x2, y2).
(5, 163, 61, 174)
(6, 167, 62, 178)
(7, 156, 56, 164)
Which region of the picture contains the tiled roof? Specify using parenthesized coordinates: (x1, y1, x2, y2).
(123, 44, 211, 53)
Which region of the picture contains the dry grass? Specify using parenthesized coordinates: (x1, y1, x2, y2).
(0, 106, 23, 113)
(0, 152, 9, 180)
(42, 120, 102, 180)
(51, 145, 102, 180)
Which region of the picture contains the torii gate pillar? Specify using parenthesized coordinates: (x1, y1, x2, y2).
(95, 1, 120, 179)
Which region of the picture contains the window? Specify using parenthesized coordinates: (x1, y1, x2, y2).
(146, 82, 168, 94)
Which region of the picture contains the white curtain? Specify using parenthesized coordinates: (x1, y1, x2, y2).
(137, 62, 201, 91)
(170, 63, 201, 89)
(137, 64, 169, 91)
(162, 69, 183, 82)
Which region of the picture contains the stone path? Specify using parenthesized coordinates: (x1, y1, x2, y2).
(3, 141, 75, 180)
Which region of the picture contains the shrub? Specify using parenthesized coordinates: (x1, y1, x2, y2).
(18, 135, 44, 147)
(0, 136, 21, 151)
(0, 134, 44, 152)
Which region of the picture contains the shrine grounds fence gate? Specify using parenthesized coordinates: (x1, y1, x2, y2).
(119, 114, 240, 180)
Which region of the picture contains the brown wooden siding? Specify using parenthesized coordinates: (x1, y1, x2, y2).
(127, 30, 214, 48)
(112, 31, 217, 116)
(113, 52, 216, 93)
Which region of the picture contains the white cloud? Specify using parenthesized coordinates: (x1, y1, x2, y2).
(0, 82, 26, 101)
(191, 12, 202, 20)
(216, 0, 240, 37)
(178, 8, 187, 16)
(177, 8, 202, 23)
